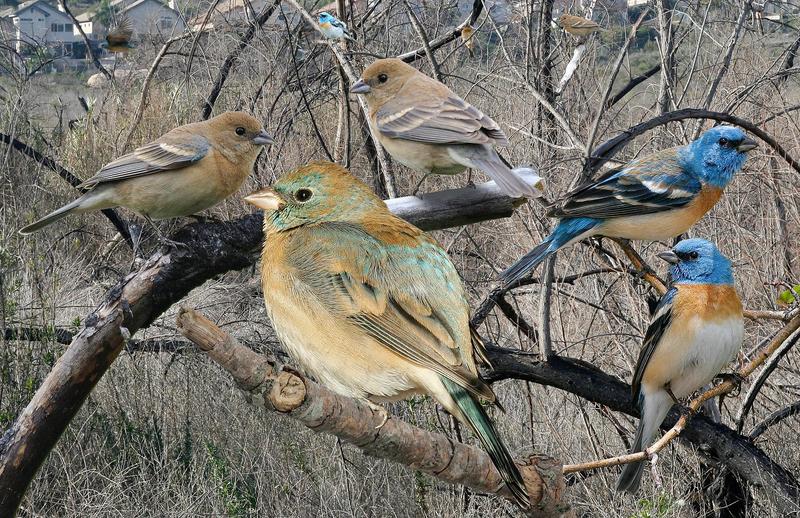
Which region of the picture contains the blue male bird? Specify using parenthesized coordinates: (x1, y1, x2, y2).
(317, 12, 356, 41)
(501, 126, 757, 285)
(616, 238, 743, 492)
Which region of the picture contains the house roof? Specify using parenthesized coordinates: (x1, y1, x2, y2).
(1, 0, 56, 19)
(77, 0, 177, 23)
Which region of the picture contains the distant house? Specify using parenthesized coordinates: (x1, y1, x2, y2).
(75, 0, 185, 41)
(187, 0, 301, 32)
(0, 0, 81, 54)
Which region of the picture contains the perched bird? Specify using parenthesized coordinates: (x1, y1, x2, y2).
(557, 14, 602, 38)
(245, 162, 529, 508)
(350, 58, 543, 199)
(501, 126, 757, 285)
(19, 112, 272, 235)
(461, 24, 476, 57)
(617, 238, 743, 492)
(103, 17, 135, 53)
(317, 12, 356, 42)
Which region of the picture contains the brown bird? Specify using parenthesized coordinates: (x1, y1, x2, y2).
(245, 161, 529, 507)
(461, 24, 476, 57)
(104, 16, 135, 53)
(557, 14, 602, 37)
(19, 112, 272, 235)
(350, 58, 543, 199)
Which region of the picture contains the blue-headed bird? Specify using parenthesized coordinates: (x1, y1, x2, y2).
(616, 238, 744, 492)
(501, 126, 757, 285)
(317, 12, 356, 41)
(245, 161, 530, 508)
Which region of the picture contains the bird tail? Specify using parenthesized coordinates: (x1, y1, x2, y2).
(441, 377, 529, 508)
(18, 197, 84, 235)
(500, 217, 597, 286)
(468, 151, 544, 199)
(616, 390, 672, 493)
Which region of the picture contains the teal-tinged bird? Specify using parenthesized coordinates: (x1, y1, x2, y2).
(245, 161, 529, 508)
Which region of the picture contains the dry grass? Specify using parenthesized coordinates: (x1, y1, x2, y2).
(1, 1, 799, 516)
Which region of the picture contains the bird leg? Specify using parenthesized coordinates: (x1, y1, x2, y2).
(665, 385, 695, 418)
(411, 173, 434, 197)
(142, 215, 190, 251)
(366, 400, 390, 430)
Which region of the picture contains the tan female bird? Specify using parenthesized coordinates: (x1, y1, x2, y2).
(557, 14, 602, 37)
(350, 58, 543, 199)
(20, 112, 272, 234)
(245, 162, 530, 508)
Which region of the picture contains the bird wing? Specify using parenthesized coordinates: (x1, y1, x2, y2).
(78, 133, 210, 188)
(630, 287, 677, 402)
(286, 221, 495, 402)
(566, 15, 600, 29)
(106, 16, 133, 45)
(376, 80, 508, 146)
(548, 147, 701, 218)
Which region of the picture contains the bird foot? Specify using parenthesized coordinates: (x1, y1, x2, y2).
(366, 401, 389, 430)
(715, 372, 745, 396)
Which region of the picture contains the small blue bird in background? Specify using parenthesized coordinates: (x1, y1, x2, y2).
(616, 238, 743, 493)
(501, 126, 757, 285)
(317, 12, 356, 41)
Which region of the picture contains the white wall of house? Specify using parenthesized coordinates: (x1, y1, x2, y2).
(125, 0, 186, 36)
(11, 1, 80, 53)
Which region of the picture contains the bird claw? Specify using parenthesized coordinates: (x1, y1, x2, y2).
(715, 372, 745, 396)
(366, 401, 389, 430)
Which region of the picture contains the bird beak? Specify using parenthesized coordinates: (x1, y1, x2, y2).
(658, 250, 680, 264)
(737, 137, 758, 153)
(350, 79, 370, 94)
(244, 189, 285, 211)
(252, 130, 274, 146)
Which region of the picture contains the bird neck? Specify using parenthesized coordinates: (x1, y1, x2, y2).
(682, 141, 743, 189)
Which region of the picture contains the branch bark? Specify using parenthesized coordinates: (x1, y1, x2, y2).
(176, 307, 568, 515)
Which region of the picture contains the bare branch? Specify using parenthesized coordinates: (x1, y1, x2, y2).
(176, 307, 567, 514)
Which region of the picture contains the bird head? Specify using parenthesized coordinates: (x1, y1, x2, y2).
(658, 238, 734, 285)
(245, 161, 385, 232)
(350, 58, 417, 106)
(685, 126, 757, 188)
(318, 11, 333, 23)
(207, 111, 273, 160)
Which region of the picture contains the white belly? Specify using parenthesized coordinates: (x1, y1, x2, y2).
(645, 316, 743, 398)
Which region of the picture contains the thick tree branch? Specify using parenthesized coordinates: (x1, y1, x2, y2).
(176, 307, 568, 515)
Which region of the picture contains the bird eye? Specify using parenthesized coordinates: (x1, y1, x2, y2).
(235, 127, 246, 136)
(295, 188, 313, 202)
(378, 74, 388, 83)
(718, 137, 729, 147)
(688, 251, 699, 259)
